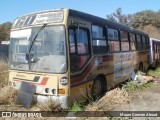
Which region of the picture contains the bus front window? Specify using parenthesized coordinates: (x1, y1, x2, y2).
(9, 25, 67, 73)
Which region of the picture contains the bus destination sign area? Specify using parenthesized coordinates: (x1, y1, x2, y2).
(12, 10, 64, 28)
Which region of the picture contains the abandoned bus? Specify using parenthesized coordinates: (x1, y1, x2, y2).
(8, 8, 150, 108)
(149, 38, 160, 67)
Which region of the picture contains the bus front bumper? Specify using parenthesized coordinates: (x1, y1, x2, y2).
(33, 94, 70, 109)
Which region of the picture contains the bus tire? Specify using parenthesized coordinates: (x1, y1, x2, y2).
(92, 76, 105, 100)
(139, 62, 143, 71)
(156, 60, 159, 67)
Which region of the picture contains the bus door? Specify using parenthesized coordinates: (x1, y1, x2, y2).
(68, 26, 91, 100)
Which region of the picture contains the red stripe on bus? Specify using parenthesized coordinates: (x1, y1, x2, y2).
(13, 77, 49, 85)
(40, 77, 49, 85)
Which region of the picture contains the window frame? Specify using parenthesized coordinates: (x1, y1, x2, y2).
(107, 28, 120, 53)
(142, 36, 147, 50)
(136, 34, 142, 51)
(120, 30, 129, 52)
(129, 32, 137, 51)
(92, 24, 108, 54)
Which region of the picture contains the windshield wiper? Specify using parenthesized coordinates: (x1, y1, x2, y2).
(28, 23, 47, 53)
(26, 24, 47, 69)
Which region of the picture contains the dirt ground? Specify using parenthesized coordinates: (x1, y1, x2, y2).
(110, 79, 160, 111)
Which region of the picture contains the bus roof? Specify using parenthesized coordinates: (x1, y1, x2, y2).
(69, 9, 148, 36)
(12, 8, 149, 36)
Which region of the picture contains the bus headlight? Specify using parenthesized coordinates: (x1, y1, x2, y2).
(45, 88, 50, 93)
(52, 89, 56, 94)
(60, 77, 68, 85)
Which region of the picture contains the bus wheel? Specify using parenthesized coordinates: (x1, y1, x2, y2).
(139, 62, 143, 71)
(156, 60, 159, 67)
(92, 77, 104, 100)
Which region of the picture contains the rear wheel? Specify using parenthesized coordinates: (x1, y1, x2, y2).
(92, 77, 104, 100)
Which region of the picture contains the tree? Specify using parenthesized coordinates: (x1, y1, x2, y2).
(106, 8, 133, 25)
(130, 10, 156, 28)
(106, 14, 117, 22)
(0, 22, 12, 42)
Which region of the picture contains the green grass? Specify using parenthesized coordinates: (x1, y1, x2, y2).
(123, 81, 153, 93)
(148, 67, 160, 76)
(69, 101, 84, 111)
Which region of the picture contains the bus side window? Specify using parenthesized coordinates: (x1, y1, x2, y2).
(145, 37, 150, 50)
(130, 33, 136, 51)
(136, 35, 142, 51)
(142, 36, 147, 50)
(120, 31, 129, 51)
(92, 25, 107, 54)
(107, 28, 120, 52)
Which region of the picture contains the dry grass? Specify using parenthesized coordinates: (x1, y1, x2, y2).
(37, 99, 62, 111)
(0, 60, 18, 105)
(85, 88, 130, 111)
(0, 60, 9, 89)
(0, 86, 18, 105)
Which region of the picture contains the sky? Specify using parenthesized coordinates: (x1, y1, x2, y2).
(0, 0, 160, 24)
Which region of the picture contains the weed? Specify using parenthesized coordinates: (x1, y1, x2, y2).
(0, 60, 9, 89)
(148, 67, 160, 76)
(0, 86, 18, 105)
(69, 101, 84, 111)
(123, 81, 153, 93)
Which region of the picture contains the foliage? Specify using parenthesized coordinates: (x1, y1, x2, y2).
(148, 67, 160, 76)
(107, 7, 132, 25)
(69, 101, 84, 111)
(123, 81, 153, 93)
(0, 22, 12, 42)
(130, 10, 157, 28)
(106, 8, 160, 39)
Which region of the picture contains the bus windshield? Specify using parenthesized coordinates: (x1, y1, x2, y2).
(9, 25, 67, 73)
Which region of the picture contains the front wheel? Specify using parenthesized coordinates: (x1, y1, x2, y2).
(92, 77, 104, 100)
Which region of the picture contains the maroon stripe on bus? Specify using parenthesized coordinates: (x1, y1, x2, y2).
(103, 57, 113, 62)
(71, 59, 95, 85)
